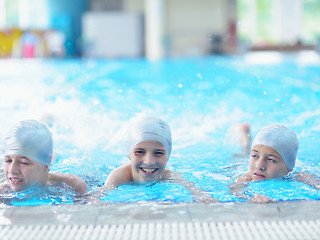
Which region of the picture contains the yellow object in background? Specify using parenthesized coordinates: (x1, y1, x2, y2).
(0, 28, 22, 58)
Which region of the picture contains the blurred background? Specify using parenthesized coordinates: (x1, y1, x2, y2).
(0, 0, 319, 60)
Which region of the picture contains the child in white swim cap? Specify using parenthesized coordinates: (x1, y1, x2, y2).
(0, 119, 88, 194)
(239, 123, 298, 182)
(96, 117, 217, 203)
(4, 119, 53, 167)
(101, 117, 173, 187)
(125, 117, 172, 184)
(231, 123, 320, 203)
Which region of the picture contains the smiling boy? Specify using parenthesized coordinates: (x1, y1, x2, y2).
(98, 117, 217, 203)
(103, 117, 172, 188)
(0, 119, 88, 195)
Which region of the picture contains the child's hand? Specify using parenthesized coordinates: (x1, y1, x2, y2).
(192, 194, 219, 204)
(250, 194, 275, 203)
(227, 122, 252, 155)
(236, 172, 252, 183)
(85, 189, 107, 205)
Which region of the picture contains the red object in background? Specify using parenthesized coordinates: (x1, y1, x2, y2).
(23, 44, 34, 58)
(228, 21, 237, 48)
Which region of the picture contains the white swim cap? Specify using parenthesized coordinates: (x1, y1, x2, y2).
(252, 124, 299, 171)
(127, 117, 172, 156)
(4, 120, 53, 166)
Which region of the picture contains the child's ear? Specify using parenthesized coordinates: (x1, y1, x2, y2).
(46, 166, 50, 172)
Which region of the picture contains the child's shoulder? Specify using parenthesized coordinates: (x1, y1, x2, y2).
(103, 164, 133, 189)
(109, 164, 132, 177)
(160, 169, 179, 181)
(48, 172, 88, 194)
(294, 171, 320, 190)
(48, 172, 68, 183)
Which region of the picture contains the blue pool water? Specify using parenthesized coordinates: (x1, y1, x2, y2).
(0, 51, 320, 205)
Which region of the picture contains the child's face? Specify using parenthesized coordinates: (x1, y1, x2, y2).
(249, 145, 289, 181)
(4, 154, 49, 192)
(129, 140, 168, 184)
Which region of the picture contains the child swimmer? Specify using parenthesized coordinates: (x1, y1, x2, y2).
(236, 123, 298, 183)
(96, 117, 217, 203)
(0, 120, 88, 195)
(230, 123, 320, 203)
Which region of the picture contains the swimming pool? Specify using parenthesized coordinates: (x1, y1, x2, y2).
(0, 51, 320, 206)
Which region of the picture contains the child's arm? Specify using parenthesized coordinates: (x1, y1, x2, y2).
(48, 173, 88, 195)
(229, 183, 274, 203)
(86, 164, 132, 204)
(163, 170, 219, 203)
(230, 173, 274, 203)
(295, 172, 320, 190)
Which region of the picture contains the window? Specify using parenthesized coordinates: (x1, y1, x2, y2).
(237, 0, 320, 46)
(1, 0, 49, 30)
